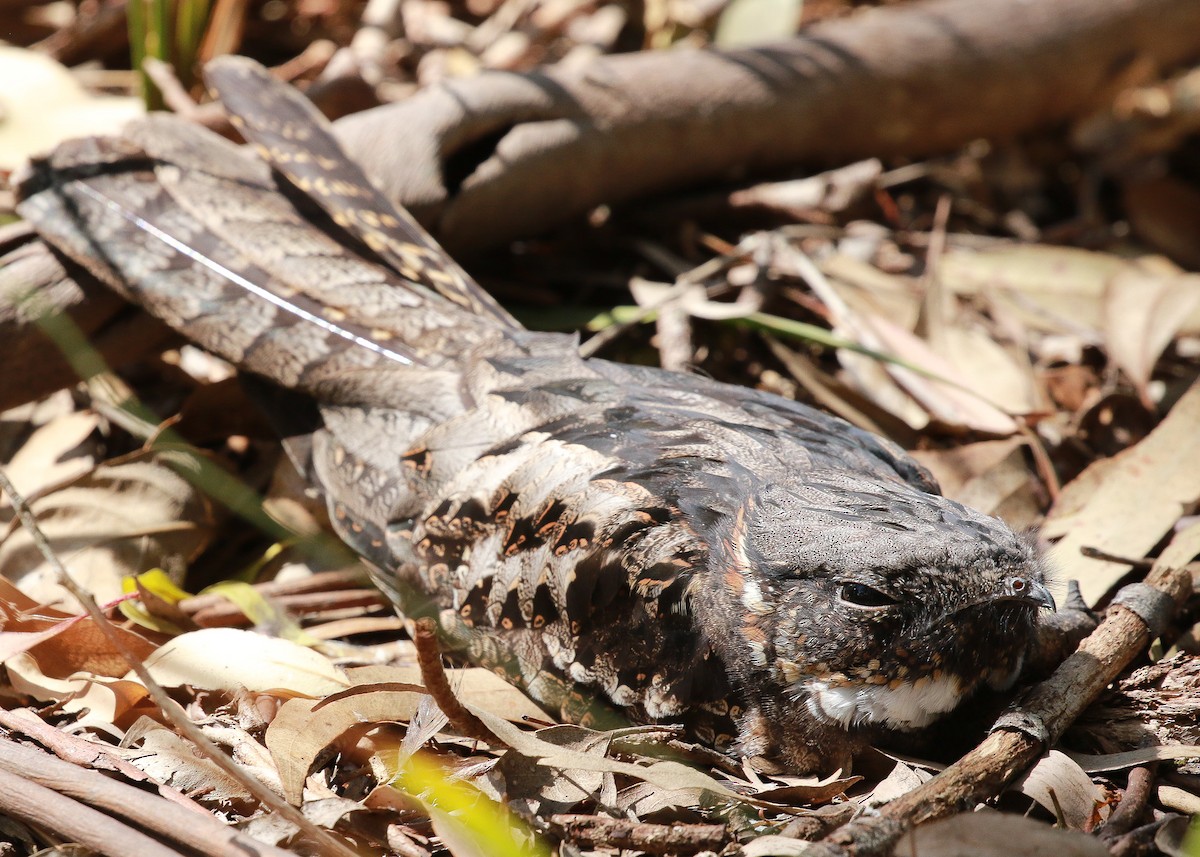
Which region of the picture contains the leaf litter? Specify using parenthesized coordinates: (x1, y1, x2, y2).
(2, 1, 1200, 855)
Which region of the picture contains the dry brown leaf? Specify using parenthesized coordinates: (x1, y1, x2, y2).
(1067, 743, 1200, 772)
(867, 760, 934, 805)
(346, 665, 550, 724)
(1012, 750, 1105, 830)
(0, 457, 215, 607)
(1124, 175, 1200, 270)
(0, 575, 157, 676)
(743, 835, 821, 856)
(499, 725, 613, 814)
(266, 689, 428, 804)
(913, 438, 1041, 531)
(1104, 266, 1200, 405)
(1042, 377, 1200, 604)
(936, 326, 1037, 416)
(896, 811, 1109, 857)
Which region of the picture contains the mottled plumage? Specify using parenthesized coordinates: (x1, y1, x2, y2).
(14, 57, 1053, 772)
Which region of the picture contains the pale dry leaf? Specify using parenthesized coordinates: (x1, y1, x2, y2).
(266, 689, 427, 804)
(1012, 750, 1105, 830)
(940, 245, 1122, 334)
(0, 457, 215, 608)
(864, 313, 1018, 434)
(0, 47, 142, 169)
(119, 718, 252, 805)
(0, 411, 100, 509)
(936, 326, 1037, 415)
(1156, 517, 1200, 571)
(131, 627, 351, 696)
(911, 437, 1025, 499)
(713, 0, 801, 47)
(1105, 268, 1200, 404)
(896, 811, 1109, 857)
(821, 254, 922, 330)
(912, 438, 1040, 529)
(499, 724, 612, 814)
(1157, 784, 1200, 815)
(345, 664, 550, 723)
(615, 780, 710, 815)
(1043, 378, 1200, 604)
(5, 651, 149, 730)
(742, 835, 817, 857)
(867, 760, 933, 805)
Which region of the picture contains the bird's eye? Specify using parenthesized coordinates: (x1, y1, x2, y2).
(839, 583, 897, 608)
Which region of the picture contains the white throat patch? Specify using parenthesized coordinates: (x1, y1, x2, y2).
(800, 674, 964, 729)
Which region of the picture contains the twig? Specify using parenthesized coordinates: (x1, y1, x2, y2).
(1099, 763, 1158, 840)
(549, 814, 727, 855)
(0, 735, 295, 857)
(812, 559, 1193, 856)
(0, 465, 362, 857)
(0, 765, 186, 857)
(143, 57, 199, 114)
(413, 617, 502, 745)
(0, 708, 202, 814)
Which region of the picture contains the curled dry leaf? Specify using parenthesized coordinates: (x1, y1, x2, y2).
(1067, 743, 1200, 773)
(0, 457, 216, 608)
(0, 410, 100, 506)
(861, 313, 1019, 434)
(1104, 266, 1200, 406)
(345, 664, 551, 724)
(0, 576, 155, 675)
(5, 653, 150, 731)
(940, 245, 1120, 335)
(466, 704, 748, 804)
(499, 725, 614, 815)
(1012, 750, 1106, 830)
(265, 663, 551, 805)
(1042, 378, 1200, 604)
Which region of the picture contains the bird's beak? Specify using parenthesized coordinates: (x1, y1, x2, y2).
(1000, 575, 1056, 611)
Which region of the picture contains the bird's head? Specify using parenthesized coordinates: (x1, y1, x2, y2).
(701, 473, 1053, 735)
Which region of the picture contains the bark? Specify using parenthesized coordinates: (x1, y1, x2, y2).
(334, 0, 1200, 253)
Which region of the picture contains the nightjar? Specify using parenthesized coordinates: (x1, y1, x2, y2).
(14, 56, 1055, 772)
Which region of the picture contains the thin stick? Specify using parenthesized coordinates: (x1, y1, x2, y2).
(413, 617, 501, 745)
(0, 464, 361, 857)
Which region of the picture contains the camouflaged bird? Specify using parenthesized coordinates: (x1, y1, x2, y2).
(14, 56, 1055, 772)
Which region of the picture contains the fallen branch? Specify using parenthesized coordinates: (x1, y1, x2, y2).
(0, 765, 187, 857)
(0, 735, 295, 857)
(334, 0, 1200, 252)
(549, 813, 727, 855)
